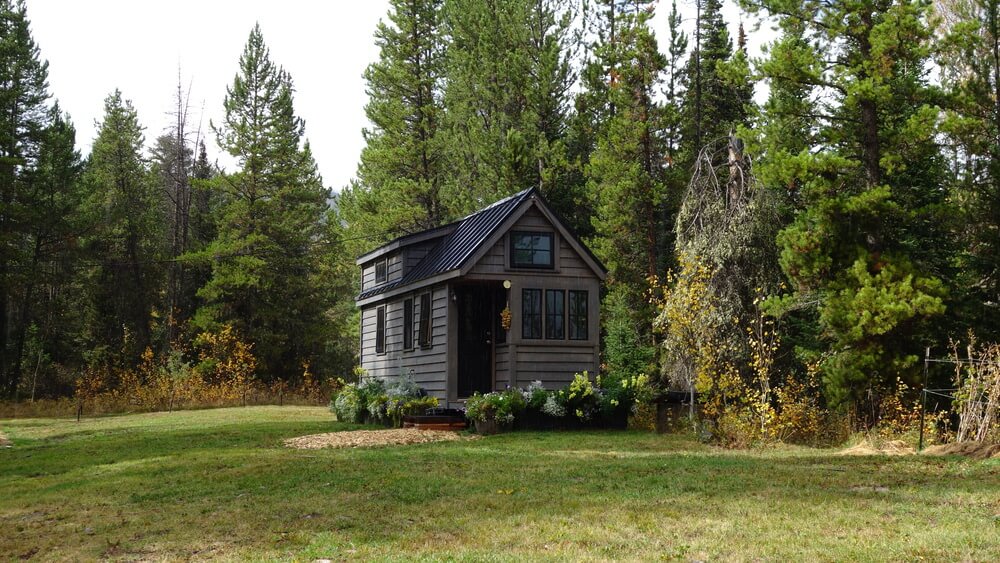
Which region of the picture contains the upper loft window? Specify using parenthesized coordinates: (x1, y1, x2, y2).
(510, 231, 554, 269)
(374, 258, 387, 284)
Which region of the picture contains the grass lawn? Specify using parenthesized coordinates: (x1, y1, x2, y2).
(1, 406, 998, 561)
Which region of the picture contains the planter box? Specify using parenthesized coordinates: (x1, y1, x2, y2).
(515, 410, 561, 431)
(474, 417, 500, 435)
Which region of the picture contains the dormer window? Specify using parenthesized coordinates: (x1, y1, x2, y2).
(375, 258, 387, 284)
(510, 231, 554, 269)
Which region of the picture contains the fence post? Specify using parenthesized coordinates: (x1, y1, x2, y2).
(919, 346, 930, 451)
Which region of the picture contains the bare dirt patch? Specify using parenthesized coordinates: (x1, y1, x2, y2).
(921, 441, 1000, 460)
(839, 439, 915, 456)
(284, 428, 476, 450)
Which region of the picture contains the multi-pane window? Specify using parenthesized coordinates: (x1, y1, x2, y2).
(510, 231, 554, 268)
(375, 258, 387, 283)
(568, 290, 588, 340)
(522, 288, 542, 339)
(418, 292, 432, 348)
(403, 298, 414, 350)
(375, 306, 386, 354)
(545, 289, 565, 339)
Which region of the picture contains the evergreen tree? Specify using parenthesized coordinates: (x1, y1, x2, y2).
(0, 0, 51, 396)
(586, 0, 667, 375)
(84, 90, 164, 365)
(937, 0, 1000, 339)
(440, 0, 575, 215)
(746, 0, 951, 411)
(14, 105, 86, 397)
(681, 0, 751, 156)
(339, 0, 447, 255)
(199, 25, 339, 381)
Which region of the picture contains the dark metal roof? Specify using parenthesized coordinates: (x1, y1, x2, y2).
(357, 188, 535, 300)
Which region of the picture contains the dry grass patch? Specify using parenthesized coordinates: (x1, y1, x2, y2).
(922, 441, 1000, 460)
(0, 430, 10, 448)
(284, 428, 475, 449)
(839, 439, 915, 456)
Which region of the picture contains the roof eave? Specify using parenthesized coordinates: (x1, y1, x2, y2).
(355, 270, 462, 307)
(354, 224, 458, 265)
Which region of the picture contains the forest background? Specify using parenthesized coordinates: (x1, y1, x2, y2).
(1, 0, 998, 439)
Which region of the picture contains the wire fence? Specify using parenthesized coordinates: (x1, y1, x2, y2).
(918, 346, 1000, 450)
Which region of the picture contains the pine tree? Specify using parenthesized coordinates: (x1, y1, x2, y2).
(747, 0, 950, 410)
(339, 0, 447, 255)
(440, 0, 575, 214)
(586, 0, 667, 376)
(681, 0, 751, 156)
(199, 25, 338, 381)
(937, 0, 1000, 339)
(85, 90, 164, 365)
(0, 0, 51, 396)
(13, 105, 85, 396)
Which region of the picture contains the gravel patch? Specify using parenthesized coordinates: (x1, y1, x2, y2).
(284, 428, 475, 450)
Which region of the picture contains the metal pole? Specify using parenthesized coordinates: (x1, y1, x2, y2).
(919, 346, 930, 451)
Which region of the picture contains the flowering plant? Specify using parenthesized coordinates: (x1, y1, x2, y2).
(597, 372, 652, 415)
(557, 371, 602, 421)
(465, 389, 526, 425)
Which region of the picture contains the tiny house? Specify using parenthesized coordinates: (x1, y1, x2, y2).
(355, 188, 607, 407)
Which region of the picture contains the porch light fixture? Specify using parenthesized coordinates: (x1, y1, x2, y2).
(503, 279, 512, 289)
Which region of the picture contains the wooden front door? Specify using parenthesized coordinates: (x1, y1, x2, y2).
(457, 285, 494, 397)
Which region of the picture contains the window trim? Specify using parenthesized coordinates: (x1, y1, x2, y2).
(545, 289, 565, 340)
(375, 305, 386, 355)
(403, 298, 414, 351)
(522, 288, 543, 339)
(374, 258, 388, 284)
(509, 231, 555, 269)
(568, 290, 588, 341)
(418, 292, 433, 348)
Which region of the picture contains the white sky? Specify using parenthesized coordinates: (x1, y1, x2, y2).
(27, 0, 767, 193)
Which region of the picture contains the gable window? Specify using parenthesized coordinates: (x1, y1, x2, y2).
(403, 298, 414, 350)
(375, 258, 387, 284)
(418, 292, 432, 348)
(510, 231, 554, 269)
(522, 288, 542, 339)
(375, 305, 386, 354)
(568, 290, 588, 340)
(545, 289, 565, 339)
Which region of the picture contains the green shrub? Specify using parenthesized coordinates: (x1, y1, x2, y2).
(331, 383, 364, 423)
(597, 372, 652, 416)
(340, 377, 437, 427)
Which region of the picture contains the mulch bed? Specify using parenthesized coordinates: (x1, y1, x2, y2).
(283, 428, 476, 450)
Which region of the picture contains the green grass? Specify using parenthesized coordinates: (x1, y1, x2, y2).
(1, 407, 998, 561)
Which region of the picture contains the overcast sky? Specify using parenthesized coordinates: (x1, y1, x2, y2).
(27, 0, 765, 193)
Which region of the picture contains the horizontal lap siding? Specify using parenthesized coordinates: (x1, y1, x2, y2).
(515, 344, 597, 388)
(469, 241, 505, 275)
(515, 207, 550, 230)
(495, 344, 510, 390)
(359, 286, 450, 399)
(559, 239, 591, 277)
